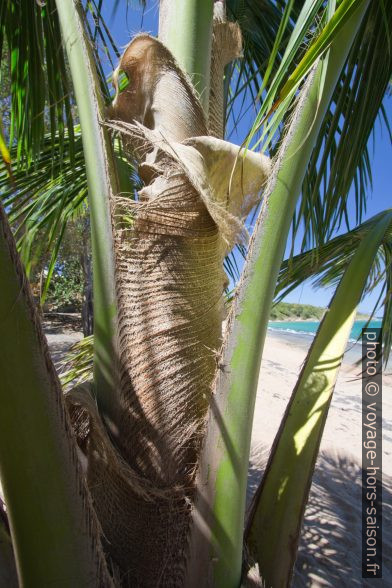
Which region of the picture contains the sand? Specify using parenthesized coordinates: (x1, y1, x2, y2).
(42, 314, 83, 365)
(249, 331, 391, 586)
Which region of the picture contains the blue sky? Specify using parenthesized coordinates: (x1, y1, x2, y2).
(101, 1, 391, 315)
(283, 100, 391, 314)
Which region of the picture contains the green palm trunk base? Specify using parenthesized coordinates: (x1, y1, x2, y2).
(0, 204, 111, 586)
(245, 210, 392, 587)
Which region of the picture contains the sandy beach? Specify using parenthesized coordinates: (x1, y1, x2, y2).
(250, 330, 391, 586)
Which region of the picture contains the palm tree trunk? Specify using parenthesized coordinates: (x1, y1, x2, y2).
(97, 1, 218, 577)
(80, 2, 268, 583)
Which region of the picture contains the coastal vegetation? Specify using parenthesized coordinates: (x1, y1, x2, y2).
(0, 1, 391, 587)
(270, 301, 370, 321)
(270, 302, 325, 321)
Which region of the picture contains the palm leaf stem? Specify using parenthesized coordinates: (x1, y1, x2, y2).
(245, 209, 392, 587)
(54, 0, 121, 427)
(185, 3, 369, 587)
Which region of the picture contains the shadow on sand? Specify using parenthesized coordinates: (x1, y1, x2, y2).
(247, 445, 391, 587)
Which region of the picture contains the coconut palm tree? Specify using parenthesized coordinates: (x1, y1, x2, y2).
(0, 0, 391, 586)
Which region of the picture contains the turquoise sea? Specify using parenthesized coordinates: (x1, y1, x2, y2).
(268, 319, 382, 342)
(268, 319, 386, 366)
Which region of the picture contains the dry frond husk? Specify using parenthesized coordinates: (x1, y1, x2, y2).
(68, 33, 270, 586)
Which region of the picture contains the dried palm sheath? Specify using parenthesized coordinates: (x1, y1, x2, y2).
(67, 32, 269, 586)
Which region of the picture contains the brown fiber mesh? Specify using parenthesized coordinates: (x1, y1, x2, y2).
(67, 33, 270, 586)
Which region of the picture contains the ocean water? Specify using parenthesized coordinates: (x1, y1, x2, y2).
(267, 319, 392, 371)
(268, 319, 387, 367)
(268, 319, 382, 342)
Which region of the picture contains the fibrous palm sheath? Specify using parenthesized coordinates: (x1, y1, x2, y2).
(68, 33, 269, 586)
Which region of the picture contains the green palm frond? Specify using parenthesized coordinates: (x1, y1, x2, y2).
(0, 0, 74, 165)
(225, 0, 304, 139)
(245, 0, 365, 146)
(0, 128, 138, 299)
(0, 0, 120, 169)
(111, 0, 146, 17)
(227, 1, 391, 252)
(275, 209, 392, 364)
(295, 0, 392, 249)
(226, 0, 327, 146)
(0, 1, 138, 295)
(59, 334, 94, 390)
(1, 130, 87, 294)
(81, 0, 122, 102)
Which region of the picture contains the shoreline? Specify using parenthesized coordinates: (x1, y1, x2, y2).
(266, 323, 391, 372)
(269, 318, 322, 323)
(269, 315, 371, 323)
